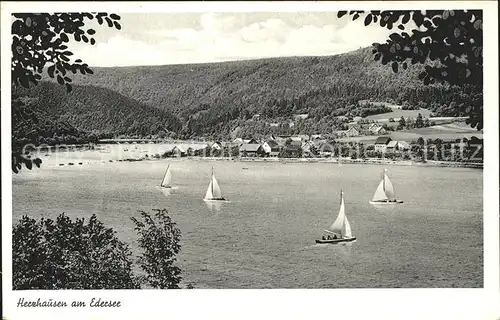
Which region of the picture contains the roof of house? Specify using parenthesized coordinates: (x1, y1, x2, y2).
(387, 141, 398, 148)
(397, 141, 411, 148)
(240, 144, 262, 152)
(172, 145, 185, 153)
(245, 139, 260, 145)
(346, 126, 359, 132)
(267, 140, 279, 148)
(374, 136, 392, 145)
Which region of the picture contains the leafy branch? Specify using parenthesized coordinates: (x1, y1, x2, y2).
(11, 12, 122, 93)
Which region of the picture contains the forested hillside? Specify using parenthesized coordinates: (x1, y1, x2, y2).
(14, 82, 182, 138)
(12, 94, 91, 149)
(18, 47, 477, 140)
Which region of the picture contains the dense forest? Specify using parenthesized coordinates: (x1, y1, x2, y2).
(14, 82, 182, 139)
(16, 47, 480, 140)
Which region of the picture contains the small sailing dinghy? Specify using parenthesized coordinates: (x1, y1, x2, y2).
(160, 164, 172, 188)
(316, 190, 356, 244)
(203, 167, 226, 201)
(369, 168, 403, 204)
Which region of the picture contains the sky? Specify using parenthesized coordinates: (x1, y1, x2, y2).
(68, 12, 399, 67)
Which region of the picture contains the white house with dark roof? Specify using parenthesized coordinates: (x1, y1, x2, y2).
(374, 136, 392, 153)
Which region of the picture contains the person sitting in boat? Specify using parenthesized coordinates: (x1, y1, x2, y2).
(333, 234, 338, 239)
(322, 236, 326, 240)
(327, 235, 331, 240)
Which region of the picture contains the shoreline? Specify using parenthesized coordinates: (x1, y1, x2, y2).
(51, 153, 483, 169)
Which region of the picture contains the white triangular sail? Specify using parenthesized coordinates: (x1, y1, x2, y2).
(161, 165, 172, 188)
(372, 179, 387, 201)
(326, 191, 352, 238)
(383, 173, 395, 200)
(204, 180, 213, 199)
(204, 168, 223, 200)
(211, 174, 222, 199)
(371, 169, 396, 202)
(343, 215, 352, 238)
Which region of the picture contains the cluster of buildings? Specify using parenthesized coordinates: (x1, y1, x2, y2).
(334, 120, 389, 138)
(158, 134, 410, 158)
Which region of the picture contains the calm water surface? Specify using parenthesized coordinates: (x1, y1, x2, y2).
(12, 151, 483, 288)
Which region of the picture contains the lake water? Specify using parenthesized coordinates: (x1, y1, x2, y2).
(12, 149, 483, 288)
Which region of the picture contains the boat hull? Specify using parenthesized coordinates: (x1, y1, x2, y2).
(369, 200, 403, 204)
(203, 198, 227, 202)
(315, 237, 356, 244)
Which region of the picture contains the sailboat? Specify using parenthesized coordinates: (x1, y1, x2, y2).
(160, 164, 172, 188)
(316, 190, 356, 244)
(203, 167, 226, 201)
(369, 168, 403, 204)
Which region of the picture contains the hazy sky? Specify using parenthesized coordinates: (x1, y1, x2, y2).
(68, 12, 402, 67)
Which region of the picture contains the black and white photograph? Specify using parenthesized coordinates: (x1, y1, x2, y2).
(1, 1, 499, 319)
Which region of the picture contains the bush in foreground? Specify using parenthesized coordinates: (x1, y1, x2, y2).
(13, 209, 183, 290)
(13, 214, 139, 289)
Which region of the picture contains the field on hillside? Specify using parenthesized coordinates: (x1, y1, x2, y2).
(337, 122, 482, 144)
(365, 108, 433, 121)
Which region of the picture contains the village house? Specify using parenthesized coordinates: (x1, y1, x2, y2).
(260, 141, 272, 155)
(267, 140, 281, 157)
(373, 126, 387, 135)
(207, 141, 223, 151)
(239, 143, 264, 157)
(171, 145, 186, 157)
(374, 136, 392, 153)
(387, 140, 411, 152)
(397, 141, 411, 151)
(386, 141, 398, 152)
(345, 126, 360, 137)
(368, 123, 385, 134)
